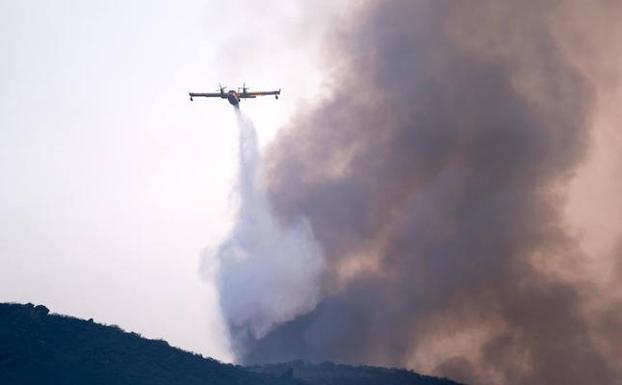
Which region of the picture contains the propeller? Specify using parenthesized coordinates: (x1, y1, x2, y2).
(218, 83, 227, 93)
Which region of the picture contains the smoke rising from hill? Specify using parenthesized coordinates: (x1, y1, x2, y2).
(230, 1, 622, 385)
(210, 110, 325, 357)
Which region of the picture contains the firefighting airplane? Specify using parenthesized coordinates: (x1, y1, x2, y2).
(188, 83, 280, 107)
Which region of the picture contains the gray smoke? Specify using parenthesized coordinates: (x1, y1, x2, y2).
(210, 110, 325, 357)
(228, 1, 622, 385)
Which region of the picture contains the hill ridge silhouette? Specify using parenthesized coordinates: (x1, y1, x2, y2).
(0, 302, 463, 385)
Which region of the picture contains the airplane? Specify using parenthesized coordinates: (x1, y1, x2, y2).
(188, 83, 281, 107)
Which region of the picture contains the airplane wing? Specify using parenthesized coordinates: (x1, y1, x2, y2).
(188, 92, 226, 101)
(240, 90, 280, 98)
(189, 92, 223, 98)
(240, 90, 281, 98)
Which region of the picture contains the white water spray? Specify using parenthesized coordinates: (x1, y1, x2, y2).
(211, 110, 325, 351)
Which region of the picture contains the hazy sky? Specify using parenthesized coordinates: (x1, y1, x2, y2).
(0, 0, 346, 360)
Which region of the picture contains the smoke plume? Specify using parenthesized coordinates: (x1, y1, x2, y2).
(226, 1, 622, 385)
(211, 110, 325, 357)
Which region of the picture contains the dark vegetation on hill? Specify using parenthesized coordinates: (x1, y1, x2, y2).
(0, 303, 300, 385)
(0, 303, 464, 385)
(248, 361, 464, 385)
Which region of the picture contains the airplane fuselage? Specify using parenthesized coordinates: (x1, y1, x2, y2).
(227, 90, 240, 106)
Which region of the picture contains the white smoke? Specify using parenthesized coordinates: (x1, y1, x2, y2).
(212, 109, 325, 344)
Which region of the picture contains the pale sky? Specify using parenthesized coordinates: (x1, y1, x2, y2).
(0, 0, 347, 361)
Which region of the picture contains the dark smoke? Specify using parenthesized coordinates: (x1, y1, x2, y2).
(228, 1, 622, 384)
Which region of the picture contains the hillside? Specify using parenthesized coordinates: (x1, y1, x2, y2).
(248, 361, 463, 385)
(0, 303, 463, 385)
(0, 303, 300, 385)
